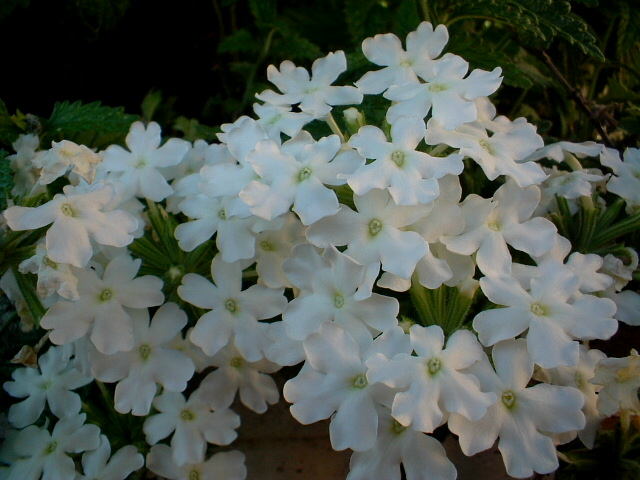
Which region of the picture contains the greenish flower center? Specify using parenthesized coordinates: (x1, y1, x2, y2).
(427, 357, 442, 375)
(225, 299, 237, 312)
(189, 470, 200, 480)
(99, 288, 114, 302)
(391, 419, 407, 435)
(428, 83, 447, 93)
(334, 293, 345, 308)
(180, 409, 195, 421)
(135, 158, 148, 169)
(298, 166, 312, 182)
(368, 218, 383, 236)
(352, 374, 368, 389)
(501, 390, 516, 409)
(43, 255, 58, 269)
(530, 303, 545, 316)
(42, 380, 53, 390)
(391, 151, 405, 167)
(218, 209, 227, 220)
(45, 441, 58, 454)
(479, 139, 494, 154)
(230, 357, 243, 368)
(139, 344, 152, 360)
(60, 203, 75, 217)
(260, 240, 274, 251)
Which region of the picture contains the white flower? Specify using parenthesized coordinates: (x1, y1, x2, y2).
(385, 54, 502, 130)
(195, 342, 280, 413)
(4, 413, 101, 480)
(591, 349, 640, 416)
(356, 22, 449, 94)
(442, 180, 557, 275)
(601, 146, 640, 211)
(367, 325, 496, 433)
(3, 183, 138, 268)
(282, 244, 399, 343)
(40, 254, 165, 354)
(284, 323, 404, 452)
(525, 140, 603, 163)
(146, 445, 246, 480)
(240, 132, 362, 225)
(534, 345, 606, 448)
(347, 406, 456, 480)
(101, 121, 190, 201)
(75, 435, 144, 480)
(425, 114, 546, 187)
(346, 116, 463, 205)
(252, 213, 306, 288)
(253, 102, 313, 139)
(306, 189, 428, 281)
(474, 262, 618, 368)
(33, 140, 101, 185)
(19, 242, 79, 300)
(448, 339, 585, 478)
(8, 133, 44, 196)
(174, 194, 258, 262)
(256, 51, 363, 117)
(178, 256, 287, 361)
(4, 346, 92, 428)
(143, 390, 239, 466)
(89, 303, 195, 416)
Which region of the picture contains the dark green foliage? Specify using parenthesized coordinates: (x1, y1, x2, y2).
(43, 100, 138, 150)
(0, 149, 13, 211)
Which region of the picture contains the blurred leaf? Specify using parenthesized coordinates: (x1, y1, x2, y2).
(43, 100, 138, 150)
(141, 89, 163, 122)
(0, 150, 13, 210)
(218, 28, 260, 54)
(249, 0, 277, 26)
(273, 27, 323, 60)
(344, 0, 391, 45)
(393, 0, 421, 39)
(0, 100, 25, 148)
(0, 0, 29, 23)
(173, 116, 220, 142)
(74, 0, 131, 33)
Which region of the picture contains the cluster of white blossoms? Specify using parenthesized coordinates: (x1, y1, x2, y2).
(2, 21, 640, 480)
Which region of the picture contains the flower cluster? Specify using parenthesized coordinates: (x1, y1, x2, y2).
(2, 21, 639, 480)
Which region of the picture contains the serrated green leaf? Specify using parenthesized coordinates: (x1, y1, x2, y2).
(0, 150, 14, 210)
(43, 100, 138, 150)
(218, 28, 260, 54)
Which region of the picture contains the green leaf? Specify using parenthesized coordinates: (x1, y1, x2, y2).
(43, 100, 138, 150)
